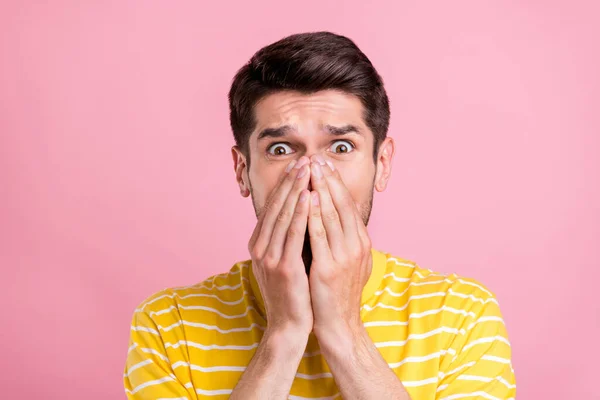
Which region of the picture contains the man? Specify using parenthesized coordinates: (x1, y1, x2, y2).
(124, 32, 516, 399)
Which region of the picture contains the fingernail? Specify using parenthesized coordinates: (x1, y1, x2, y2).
(314, 154, 326, 165)
(325, 160, 335, 171)
(311, 162, 323, 178)
(297, 164, 308, 179)
(294, 157, 309, 169)
(300, 190, 309, 202)
(285, 160, 297, 173)
(311, 192, 319, 205)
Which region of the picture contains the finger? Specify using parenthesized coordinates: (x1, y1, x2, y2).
(312, 156, 361, 254)
(307, 190, 332, 261)
(266, 163, 311, 261)
(317, 156, 359, 235)
(309, 160, 345, 256)
(252, 156, 310, 255)
(248, 160, 295, 251)
(280, 189, 310, 263)
(254, 156, 310, 252)
(249, 162, 296, 249)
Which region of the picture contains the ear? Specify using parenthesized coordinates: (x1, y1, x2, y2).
(231, 146, 250, 197)
(374, 137, 395, 192)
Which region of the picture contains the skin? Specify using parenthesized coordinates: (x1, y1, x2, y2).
(230, 89, 409, 399)
(232, 89, 395, 267)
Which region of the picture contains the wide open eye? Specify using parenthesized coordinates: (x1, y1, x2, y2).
(267, 143, 293, 156)
(329, 140, 355, 154)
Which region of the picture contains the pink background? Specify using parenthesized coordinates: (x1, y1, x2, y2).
(1, 2, 598, 399)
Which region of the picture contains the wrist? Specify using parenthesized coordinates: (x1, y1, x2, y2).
(314, 321, 366, 355)
(263, 327, 310, 358)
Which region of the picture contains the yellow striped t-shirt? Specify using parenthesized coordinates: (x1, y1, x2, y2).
(124, 248, 516, 399)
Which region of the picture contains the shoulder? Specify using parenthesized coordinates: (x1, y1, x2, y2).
(379, 253, 504, 327)
(380, 252, 510, 343)
(130, 261, 251, 329)
(384, 254, 499, 301)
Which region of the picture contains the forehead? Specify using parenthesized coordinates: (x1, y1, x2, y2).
(253, 89, 366, 131)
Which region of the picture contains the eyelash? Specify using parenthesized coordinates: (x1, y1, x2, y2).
(267, 140, 355, 156)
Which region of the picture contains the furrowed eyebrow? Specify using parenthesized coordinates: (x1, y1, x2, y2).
(257, 125, 293, 141)
(324, 124, 362, 136)
(257, 124, 362, 141)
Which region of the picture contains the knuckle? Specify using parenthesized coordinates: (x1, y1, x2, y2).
(264, 199, 280, 214)
(262, 198, 272, 211)
(260, 203, 271, 217)
(273, 199, 284, 211)
(315, 267, 335, 282)
(250, 246, 264, 261)
(313, 227, 327, 239)
(322, 210, 339, 223)
(349, 247, 363, 260)
(262, 254, 278, 269)
(279, 255, 294, 271)
(341, 197, 354, 211)
(277, 255, 290, 269)
(276, 253, 290, 266)
(338, 253, 351, 264)
(310, 205, 322, 218)
(294, 201, 305, 215)
(275, 263, 294, 280)
(276, 208, 292, 222)
(286, 226, 301, 240)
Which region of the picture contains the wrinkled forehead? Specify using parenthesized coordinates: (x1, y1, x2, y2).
(251, 89, 368, 138)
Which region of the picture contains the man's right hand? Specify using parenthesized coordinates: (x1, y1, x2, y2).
(247, 156, 313, 337)
(231, 156, 313, 400)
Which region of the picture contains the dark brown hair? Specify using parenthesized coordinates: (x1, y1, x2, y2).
(228, 31, 390, 166)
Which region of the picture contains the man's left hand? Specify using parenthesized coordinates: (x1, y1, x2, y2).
(306, 154, 373, 336)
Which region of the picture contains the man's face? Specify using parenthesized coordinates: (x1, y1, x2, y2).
(233, 89, 393, 266)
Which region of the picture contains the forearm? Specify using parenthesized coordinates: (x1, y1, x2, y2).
(315, 323, 411, 400)
(230, 328, 308, 400)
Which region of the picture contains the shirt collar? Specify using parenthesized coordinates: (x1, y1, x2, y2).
(248, 248, 388, 318)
